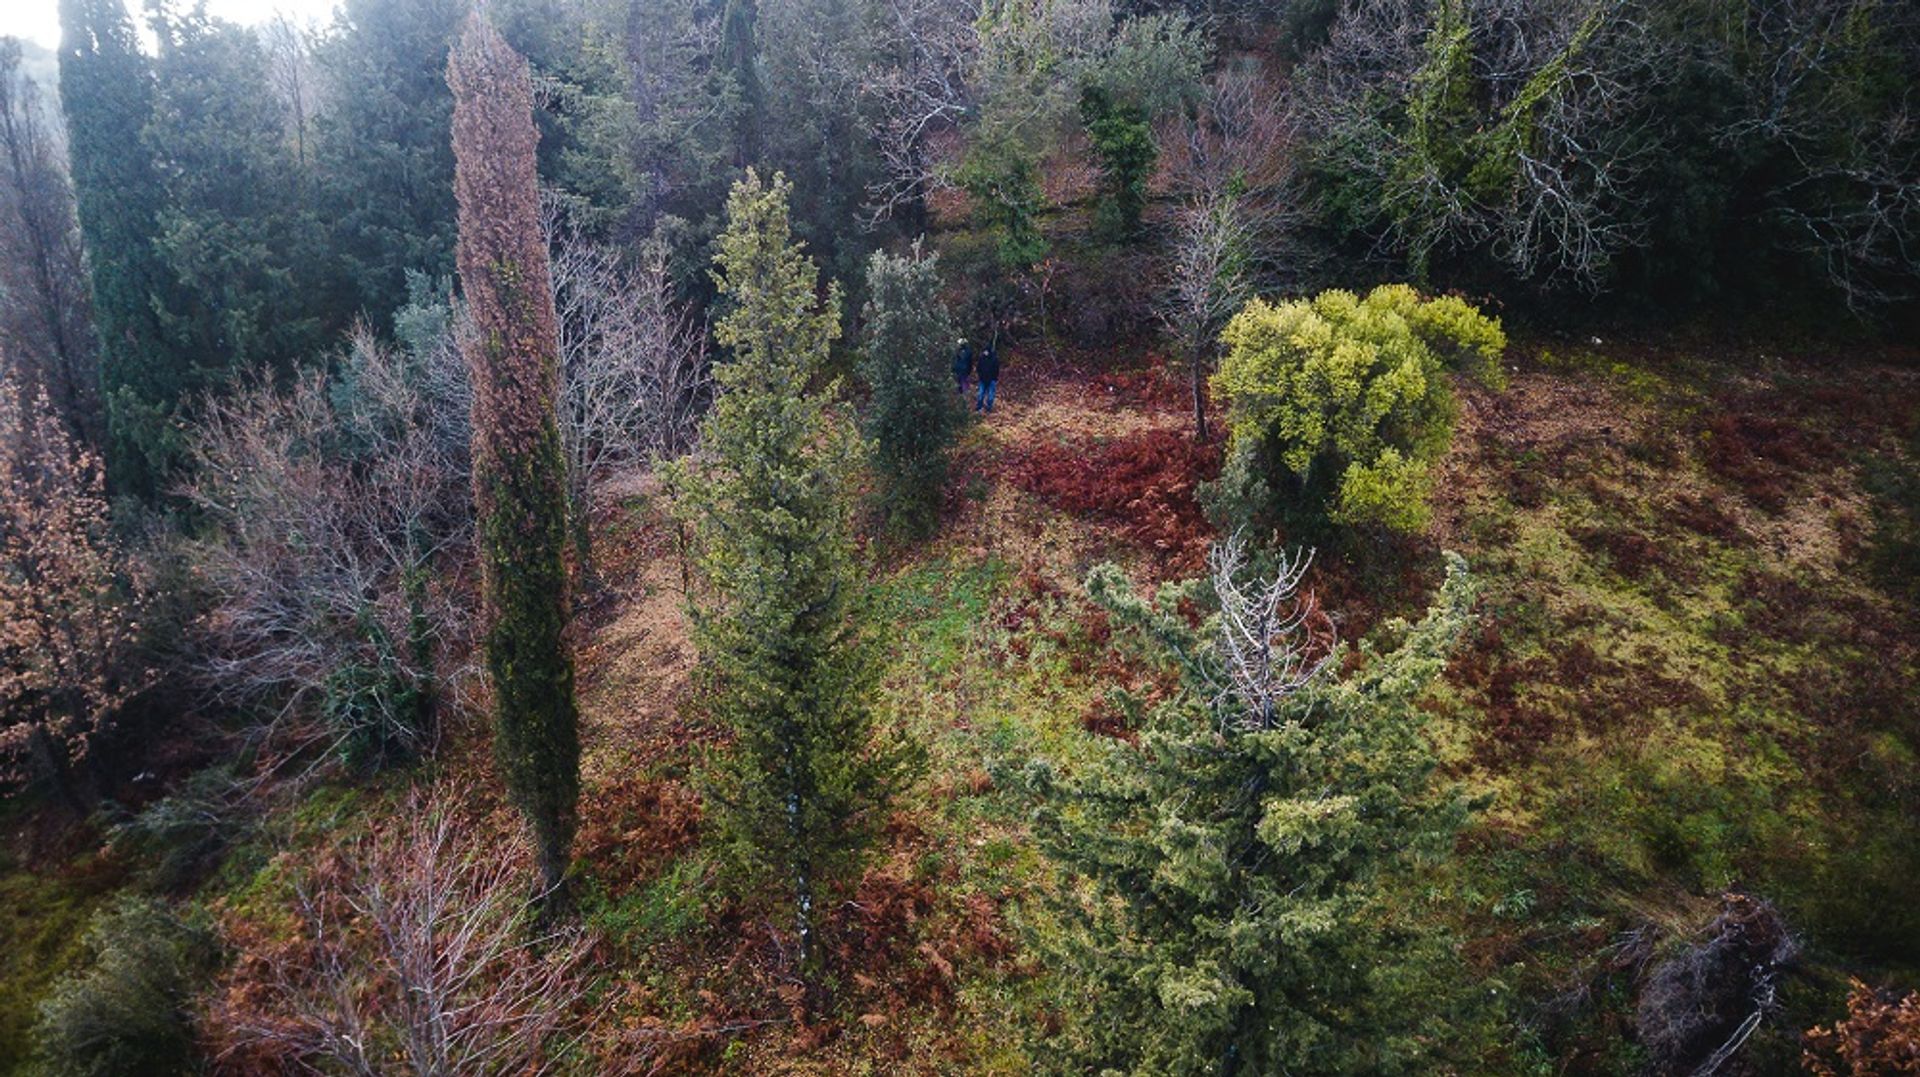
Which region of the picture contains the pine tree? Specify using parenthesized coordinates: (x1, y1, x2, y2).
(859, 242, 962, 538)
(449, 12, 579, 899)
(671, 170, 914, 996)
(1028, 536, 1478, 1075)
(57, 0, 179, 497)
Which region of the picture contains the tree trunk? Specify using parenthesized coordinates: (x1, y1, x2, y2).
(570, 488, 600, 606)
(1191, 344, 1210, 443)
(27, 721, 88, 816)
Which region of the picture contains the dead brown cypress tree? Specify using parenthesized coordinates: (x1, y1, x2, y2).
(448, 11, 579, 899)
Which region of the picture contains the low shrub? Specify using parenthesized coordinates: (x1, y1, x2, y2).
(32, 896, 219, 1077)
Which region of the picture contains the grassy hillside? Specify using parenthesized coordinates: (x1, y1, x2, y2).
(3, 331, 1913, 1074)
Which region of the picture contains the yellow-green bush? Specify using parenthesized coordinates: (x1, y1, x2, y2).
(1210, 284, 1504, 535)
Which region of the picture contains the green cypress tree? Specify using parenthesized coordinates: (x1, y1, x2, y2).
(449, 12, 579, 899)
(717, 0, 761, 167)
(1028, 538, 1478, 1074)
(146, 3, 327, 380)
(1079, 84, 1157, 241)
(671, 170, 914, 995)
(315, 0, 463, 330)
(858, 242, 962, 538)
(57, 0, 179, 497)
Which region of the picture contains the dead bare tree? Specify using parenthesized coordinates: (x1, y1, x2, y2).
(548, 224, 711, 590)
(1717, 0, 1920, 310)
(211, 786, 594, 1075)
(1157, 68, 1298, 440)
(1295, 0, 1665, 290)
(180, 329, 472, 769)
(1160, 193, 1254, 442)
(260, 15, 320, 175)
(859, 0, 980, 227)
(1206, 531, 1330, 733)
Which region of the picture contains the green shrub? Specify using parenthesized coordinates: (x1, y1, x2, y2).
(1079, 85, 1156, 240)
(32, 896, 219, 1077)
(860, 243, 965, 538)
(1209, 284, 1505, 536)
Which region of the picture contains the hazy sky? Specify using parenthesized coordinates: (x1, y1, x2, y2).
(3, 0, 343, 52)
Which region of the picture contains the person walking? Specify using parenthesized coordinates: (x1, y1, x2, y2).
(975, 338, 1000, 414)
(952, 337, 973, 394)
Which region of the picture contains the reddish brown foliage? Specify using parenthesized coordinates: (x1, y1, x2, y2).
(205, 792, 592, 1074)
(1699, 412, 1834, 513)
(1573, 525, 1670, 582)
(0, 377, 143, 802)
(1805, 980, 1920, 1075)
(1007, 428, 1221, 575)
(829, 872, 1015, 1027)
(1668, 491, 1744, 542)
(575, 777, 702, 891)
(1088, 363, 1190, 414)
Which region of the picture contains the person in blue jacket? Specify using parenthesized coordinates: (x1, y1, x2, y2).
(952, 337, 973, 394)
(975, 339, 1000, 413)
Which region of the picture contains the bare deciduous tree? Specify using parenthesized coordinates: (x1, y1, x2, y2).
(1207, 531, 1331, 732)
(211, 787, 594, 1075)
(261, 15, 320, 174)
(549, 225, 711, 589)
(0, 39, 99, 443)
(1718, 0, 1920, 310)
(1295, 0, 1665, 290)
(1157, 69, 1298, 440)
(859, 0, 980, 227)
(180, 329, 471, 768)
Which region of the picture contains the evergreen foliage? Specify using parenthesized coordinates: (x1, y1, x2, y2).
(622, 0, 747, 254)
(314, 0, 463, 330)
(670, 171, 915, 991)
(32, 896, 218, 1077)
(859, 242, 963, 538)
(1209, 284, 1504, 536)
(758, 0, 886, 281)
(57, 0, 179, 497)
(1079, 85, 1157, 240)
(1027, 543, 1479, 1075)
(718, 0, 762, 167)
(449, 12, 580, 897)
(955, 141, 1048, 271)
(146, 3, 327, 381)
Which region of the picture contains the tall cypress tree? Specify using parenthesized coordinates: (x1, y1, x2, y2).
(717, 0, 760, 167)
(58, 0, 178, 497)
(449, 11, 579, 899)
(672, 171, 914, 996)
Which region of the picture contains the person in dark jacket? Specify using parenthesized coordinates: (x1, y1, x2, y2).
(975, 339, 1000, 413)
(952, 338, 973, 394)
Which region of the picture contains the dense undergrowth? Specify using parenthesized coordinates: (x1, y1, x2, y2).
(2, 331, 1915, 1074)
